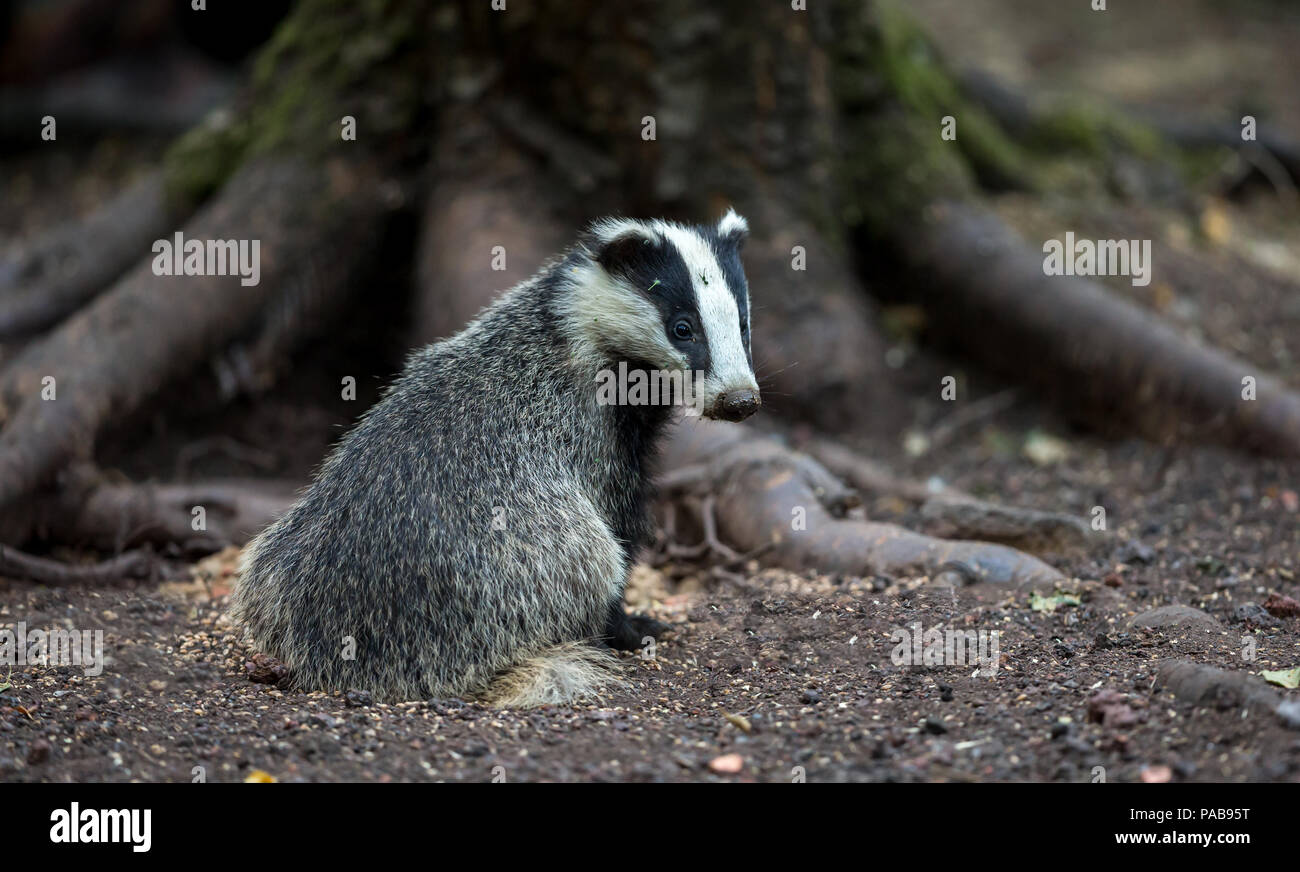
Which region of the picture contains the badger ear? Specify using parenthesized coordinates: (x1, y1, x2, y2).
(585, 218, 660, 274)
(717, 208, 749, 248)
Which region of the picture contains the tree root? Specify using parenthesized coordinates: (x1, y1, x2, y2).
(802, 436, 1088, 553)
(0, 157, 387, 513)
(897, 201, 1300, 456)
(959, 67, 1300, 193)
(0, 170, 188, 340)
(0, 57, 235, 142)
(660, 420, 1065, 587)
(1157, 659, 1300, 731)
(740, 197, 896, 434)
(0, 544, 154, 585)
(8, 466, 296, 552)
(802, 437, 940, 504)
(661, 495, 742, 563)
(915, 497, 1090, 554)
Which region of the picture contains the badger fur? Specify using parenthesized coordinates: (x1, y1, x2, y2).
(230, 210, 759, 707)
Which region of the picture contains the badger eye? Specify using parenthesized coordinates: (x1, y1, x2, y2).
(672, 319, 694, 341)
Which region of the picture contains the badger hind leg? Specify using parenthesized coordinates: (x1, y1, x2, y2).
(480, 642, 624, 708)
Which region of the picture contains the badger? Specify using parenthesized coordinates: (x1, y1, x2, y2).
(230, 210, 760, 707)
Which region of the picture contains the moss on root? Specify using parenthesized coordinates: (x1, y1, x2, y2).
(1026, 102, 1166, 162)
(825, 0, 1199, 236)
(163, 0, 426, 206)
(163, 111, 250, 208)
(827, 0, 1034, 236)
(870, 1, 1034, 191)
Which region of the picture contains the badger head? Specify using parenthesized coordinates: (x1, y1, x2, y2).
(571, 209, 760, 422)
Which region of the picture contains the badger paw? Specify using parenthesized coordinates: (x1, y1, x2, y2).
(604, 607, 671, 651)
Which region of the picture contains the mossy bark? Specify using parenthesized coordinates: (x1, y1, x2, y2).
(160, 0, 1032, 248)
(163, 0, 432, 207)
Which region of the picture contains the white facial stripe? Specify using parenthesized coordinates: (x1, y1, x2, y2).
(560, 261, 687, 371)
(655, 223, 756, 395)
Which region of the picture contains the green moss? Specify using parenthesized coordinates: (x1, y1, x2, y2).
(1028, 102, 1167, 161)
(875, 4, 1034, 186)
(824, 0, 1205, 235)
(1174, 145, 1234, 188)
(163, 112, 250, 206)
(828, 0, 1034, 235)
(164, 0, 425, 205)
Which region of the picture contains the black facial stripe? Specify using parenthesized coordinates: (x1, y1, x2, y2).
(598, 231, 711, 376)
(706, 235, 750, 318)
(596, 233, 685, 310)
(680, 318, 711, 377)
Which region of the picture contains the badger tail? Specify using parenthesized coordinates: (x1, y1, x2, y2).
(481, 642, 624, 708)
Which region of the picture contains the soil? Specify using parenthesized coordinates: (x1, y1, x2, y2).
(2, 415, 1297, 782)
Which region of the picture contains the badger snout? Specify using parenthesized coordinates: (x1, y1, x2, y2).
(708, 388, 761, 422)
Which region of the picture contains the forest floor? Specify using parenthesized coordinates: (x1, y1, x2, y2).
(2, 0, 1299, 782)
(2, 404, 1298, 782)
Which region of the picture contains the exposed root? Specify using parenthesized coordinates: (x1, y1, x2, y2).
(174, 437, 278, 480)
(0, 55, 234, 140)
(1157, 660, 1300, 731)
(5, 465, 296, 552)
(897, 201, 1300, 456)
(662, 495, 742, 563)
(0, 544, 154, 585)
(916, 497, 1090, 554)
(0, 170, 187, 340)
(959, 67, 1300, 192)
(0, 157, 386, 513)
(802, 435, 1087, 553)
(661, 420, 1065, 587)
(803, 437, 940, 504)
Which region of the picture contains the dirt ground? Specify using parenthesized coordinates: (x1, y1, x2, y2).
(2, 415, 1298, 783)
(2, 0, 1299, 783)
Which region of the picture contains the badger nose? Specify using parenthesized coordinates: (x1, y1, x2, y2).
(713, 388, 761, 422)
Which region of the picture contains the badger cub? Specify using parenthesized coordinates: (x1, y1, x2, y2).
(231, 210, 760, 707)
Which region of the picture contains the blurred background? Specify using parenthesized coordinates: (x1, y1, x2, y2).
(0, 0, 1297, 563)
